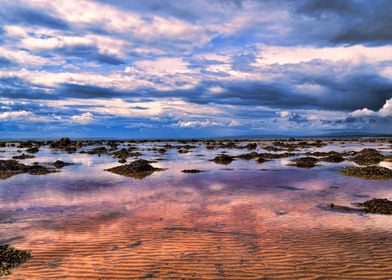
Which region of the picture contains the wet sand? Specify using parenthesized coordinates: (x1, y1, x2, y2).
(0, 139, 391, 279)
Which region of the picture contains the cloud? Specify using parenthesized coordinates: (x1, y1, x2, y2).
(1, 6, 69, 30)
(296, 0, 392, 45)
(379, 98, 392, 117)
(20, 35, 125, 65)
(351, 98, 392, 118)
(70, 112, 94, 124)
(228, 119, 241, 127)
(0, 110, 32, 121)
(0, 0, 391, 137)
(134, 57, 190, 75)
(177, 119, 222, 128)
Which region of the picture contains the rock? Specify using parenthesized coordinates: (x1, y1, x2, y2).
(0, 160, 26, 173)
(49, 138, 77, 153)
(290, 157, 318, 168)
(0, 244, 31, 276)
(263, 146, 281, 152)
(112, 148, 130, 160)
(182, 169, 203, 173)
(87, 147, 108, 155)
(53, 160, 73, 168)
(105, 159, 162, 179)
(0, 160, 57, 179)
(320, 154, 345, 162)
(351, 148, 384, 165)
(212, 154, 234, 165)
(236, 152, 259, 160)
(25, 147, 39, 154)
(246, 143, 257, 150)
(50, 137, 71, 148)
(256, 157, 266, 164)
(356, 198, 392, 215)
(341, 166, 392, 180)
(12, 153, 35, 160)
(259, 152, 295, 159)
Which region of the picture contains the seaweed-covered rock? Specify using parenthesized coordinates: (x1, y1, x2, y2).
(341, 166, 392, 180)
(236, 152, 259, 160)
(12, 153, 35, 160)
(356, 198, 392, 215)
(320, 154, 345, 163)
(182, 169, 203, 173)
(0, 160, 57, 179)
(290, 157, 318, 168)
(263, 145, 281, 152)
(256, 157, 266, 164)
(87, 147, 108, 155)
(105, 159, 162, 179)
(351, 148, 384, 165)
(50, 137, 71, 148)
(25, 147, 39, 154)
(49, 138, 77, 153)
(259, 152, 295, 159)
(26, 164, 57, 175)
(246, 143, 257, 150)
(0, 244, 31, 276)
(178, 149, 189, 154)
(53, 160, 73, 168)
(212, 154, 234, 165)
(0, 160, 26, 173)
(112, 148, 131, 160)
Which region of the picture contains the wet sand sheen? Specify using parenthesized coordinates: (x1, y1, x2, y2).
(5, 218, 392, 279)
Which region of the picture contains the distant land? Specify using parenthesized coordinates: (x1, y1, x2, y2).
(1, 132, 391, 141)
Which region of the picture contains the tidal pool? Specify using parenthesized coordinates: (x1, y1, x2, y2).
(0, 139, 391, 279)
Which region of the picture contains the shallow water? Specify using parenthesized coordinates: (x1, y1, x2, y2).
(0, 140, 391, 279)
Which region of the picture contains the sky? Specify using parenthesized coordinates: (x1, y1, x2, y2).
(0, 0, 391, 139)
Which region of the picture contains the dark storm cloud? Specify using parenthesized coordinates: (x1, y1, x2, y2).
(0, 77, 57, 100)
(58, 83, 127, 99)
(4, 64, 392, 115)
(1, 6, 70, 30)
(51, 45, 125, 65)
(300, 72, 392, 111)
(180, 66, 392, 112)
(296, 0, 392, 45)
(298, 0, 357, 15)
(323, 115, 392, 132)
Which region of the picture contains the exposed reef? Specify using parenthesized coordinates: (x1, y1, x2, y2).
(0, 160, 57, 179)
(341, 166, 392, 180)
(351, 148, 384, 165)
(105, 159, 163, 179)
(290, 157, 319, 168)
(212, 154, 234, 165)
(0, 244, 31, 276)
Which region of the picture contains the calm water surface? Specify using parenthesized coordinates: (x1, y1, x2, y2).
(0, 140, 391, 279)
